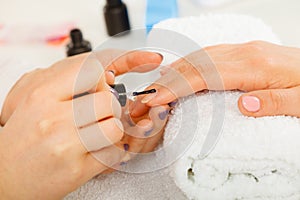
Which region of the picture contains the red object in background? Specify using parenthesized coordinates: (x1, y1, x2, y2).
(0, 22, 75, 46)
(46, 35, 70, 46)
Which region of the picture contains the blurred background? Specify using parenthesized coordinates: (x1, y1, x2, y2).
(0, 0, 299, 67)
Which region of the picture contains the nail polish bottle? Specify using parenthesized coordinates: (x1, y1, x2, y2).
(104, 0, 131, 36)
(66, 29, 92, 57)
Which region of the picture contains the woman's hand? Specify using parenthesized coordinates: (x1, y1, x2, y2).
(100, 52, 170, 168)
(0, 50, 162, 199)
(134, 41, 300, 118)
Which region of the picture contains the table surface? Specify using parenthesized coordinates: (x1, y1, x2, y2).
(0, 0, 299, 67)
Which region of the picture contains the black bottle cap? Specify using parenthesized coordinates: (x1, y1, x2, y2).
(106, 0, 122, 6)
(66, 29, 92, 57)
(104, 0, 131, 36)
(110, 84, 127, 107)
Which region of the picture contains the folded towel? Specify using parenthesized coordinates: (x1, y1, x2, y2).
(168, 92, 300, 200)
(66, 14, 300, 200)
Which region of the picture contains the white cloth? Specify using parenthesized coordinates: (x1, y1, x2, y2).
(66, 14, 300, 200)
(168, 92, 300, 200)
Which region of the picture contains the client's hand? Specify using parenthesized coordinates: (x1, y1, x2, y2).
(133, 41, 300, 118)
(101, 52, 170, 173)
(0, 50, 162, 199)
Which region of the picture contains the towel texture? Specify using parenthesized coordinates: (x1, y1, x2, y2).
(65, 14, 300, 200)
(168, 92, 300, 200)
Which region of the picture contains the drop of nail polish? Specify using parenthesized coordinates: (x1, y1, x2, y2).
(159, 110, 168, 120)
(144, 128, 154, 137)
(123, 143, 129, 151)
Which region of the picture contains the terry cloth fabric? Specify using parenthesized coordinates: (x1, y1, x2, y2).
(66, 14, 300, 200)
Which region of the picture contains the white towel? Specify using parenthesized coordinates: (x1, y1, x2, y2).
(66, 14, 300, 200)
(167, 92, 300, 200)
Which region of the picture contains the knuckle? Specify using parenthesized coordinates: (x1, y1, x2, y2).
(240, 41, 264, 54)
(177, 59, 193, 73)
(25, 86, 47, 105)
(68, 165, 83, 179)
(246, 40, 264, 47)
(38, 119, 56, 135)
(268, 91, 284, 111)
(51, 144, 69, 158)
(245, 55, 270, 68)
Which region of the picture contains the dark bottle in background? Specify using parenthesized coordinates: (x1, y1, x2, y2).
(104, 0, 131, 36)
(66, 29, 92, 57)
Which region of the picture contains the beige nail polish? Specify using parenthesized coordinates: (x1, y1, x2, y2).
(141, 92, 157, 104)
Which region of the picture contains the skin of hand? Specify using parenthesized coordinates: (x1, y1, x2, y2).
(132, 41, 300, 118)
(0, 50, 163, 199)
(101, 54, 171, 172)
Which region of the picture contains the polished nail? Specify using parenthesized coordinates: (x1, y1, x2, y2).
(141, 92, 157, 104)
(242, 96, 260, 112)
(154, 52, 163, 60)
(144, 128, 154, 137)
(168, 100, 178, 107)
(108, 70, 115, 75)
(159, 110, 168, 120)
(123, 144, 129, 151)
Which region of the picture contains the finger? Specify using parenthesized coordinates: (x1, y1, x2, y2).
(100, 51, 163, 76)
(72, 91, 121, 128)
(129, 96, 150, 118)
(78, 118, 124, 152)
(105, 70, 115, 85)
(49, 53, 107, 100)
(148, 105, 169, 137)
(140, 128, 164, 153)
(101, 167, 116, 175)
(83, 142, 127, 177)
(238, 86, 300, 117)
(131, 67, 203, 117)
(125, 119, 153, 154)
(122, 105, 169, 155)
(139, 105, 169, 153)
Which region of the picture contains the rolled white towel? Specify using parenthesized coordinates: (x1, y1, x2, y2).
(66, 15, 300, 200)
(167, 92, 300, 200)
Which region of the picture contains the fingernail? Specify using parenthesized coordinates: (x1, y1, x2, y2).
(108, 70, 115, 76)
(168, 100, 178, 107)
(122, 153, 131, 162)
(156, 52, 164, 60)
(109, 87, 119, 99)
(159, 110, 169, 120)
(105, 70, 115, 82)
(141, 92, 157, 104)
(120, 162, 127, 166)
(144, 128, 154, 137)
(242, 96, 260, 112)
(123, 143, 129, 152)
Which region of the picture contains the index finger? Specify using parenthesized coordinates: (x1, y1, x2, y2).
(96, 50, 163, 76)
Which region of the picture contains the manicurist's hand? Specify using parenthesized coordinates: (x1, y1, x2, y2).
(0, 50, 162, 200)
(135, 41, 300, 118)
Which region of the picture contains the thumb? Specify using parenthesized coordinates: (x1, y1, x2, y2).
(238, 87, 300, 117)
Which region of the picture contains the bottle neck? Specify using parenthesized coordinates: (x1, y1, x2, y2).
(106, 0, 122, 6)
